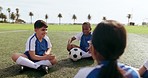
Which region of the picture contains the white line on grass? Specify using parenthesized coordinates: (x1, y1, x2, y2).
(0, 30, 28, 33)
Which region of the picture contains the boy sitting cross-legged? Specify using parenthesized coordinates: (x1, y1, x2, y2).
(11, 20, 57, 74)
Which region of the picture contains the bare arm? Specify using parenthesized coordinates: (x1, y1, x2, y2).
(68, 37, 76, 44)
(67, 37, 77, 51)
(87, 41, 92, 53)
(29, 51, 53, 61)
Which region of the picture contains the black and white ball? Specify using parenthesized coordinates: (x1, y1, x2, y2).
(69, 48, 82, 61)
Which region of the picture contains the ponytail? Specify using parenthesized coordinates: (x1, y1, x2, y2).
(100, 60, 124, 78)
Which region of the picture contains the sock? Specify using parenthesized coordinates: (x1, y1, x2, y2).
(35, 60, 52, 68)
(16, 56, 40, 69)
(81, 50, 92, 58)
(144, 60, 148, 70)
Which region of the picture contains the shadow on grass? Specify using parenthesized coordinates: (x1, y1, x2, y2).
(56, 57, 94, 68)
(0, 58, 94, 78)
(51, 58, 94, 72)
(0, 65, 48, 78)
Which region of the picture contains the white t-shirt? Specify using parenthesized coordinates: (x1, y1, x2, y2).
(25, 33, 52, 52)
(74, 32, 83, 41)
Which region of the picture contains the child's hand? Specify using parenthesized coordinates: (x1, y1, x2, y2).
(45, 54, 55, 60)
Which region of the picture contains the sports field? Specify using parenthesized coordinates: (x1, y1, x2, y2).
(0, 23, 148, 78)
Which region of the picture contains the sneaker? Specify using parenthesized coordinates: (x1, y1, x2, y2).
(37, 65, 49, 74)
(19, 65, 29, 73)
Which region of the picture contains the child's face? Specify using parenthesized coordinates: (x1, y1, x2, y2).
(35, 27, 48, 38)
(82, 25, 91, 35)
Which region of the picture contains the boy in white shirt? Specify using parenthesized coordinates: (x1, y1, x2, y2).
(11, 20, 57, 74)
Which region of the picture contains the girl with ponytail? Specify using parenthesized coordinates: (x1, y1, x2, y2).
(74, 20, 140, 78)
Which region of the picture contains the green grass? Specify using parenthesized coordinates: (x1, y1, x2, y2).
(0, 23, 148, 78)
(125, 26, 148, 34)
(1, 23, 148, 34)
(0, 23, 33, 31)
(0, 23, 86, 32)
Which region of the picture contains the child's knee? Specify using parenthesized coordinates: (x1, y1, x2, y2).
(11, 53, 26, 62)
(11, 53, 19, 62)
(51, 58, 57, 65)
(67, 47, 71, 51)
(67, 45, 72, 51)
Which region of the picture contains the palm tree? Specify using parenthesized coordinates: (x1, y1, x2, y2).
(72, 14, 77, 24)
(3, 14, 7, 22)
(10, 12, 16, 23)
(102, 16, 107, 21)
(29, 12, 33, 24)
(7, 8, 11, 22)
(58, 13, 62, 25)
(87, 14, 91, 22)
(15, 8, 19, 21)
(127, 14, 132, 25)
(45, 14, 48, 23)
(0, 6, 3, 21)
(0, 13, 7, 22)
(0, 13, 4, 21)
(0, 6, 2, 13)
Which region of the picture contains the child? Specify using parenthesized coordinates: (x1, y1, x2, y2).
(11, 20, 57, 74)
(74, 20, 140, 78)
(67, 22, 92, 58)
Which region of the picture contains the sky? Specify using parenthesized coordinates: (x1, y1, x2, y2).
(0, 0, 148, 25)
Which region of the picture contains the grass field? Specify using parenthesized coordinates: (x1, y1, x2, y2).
(0, 23, 148, 78)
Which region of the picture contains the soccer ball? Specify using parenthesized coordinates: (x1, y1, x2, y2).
(69, 48, 82, 61)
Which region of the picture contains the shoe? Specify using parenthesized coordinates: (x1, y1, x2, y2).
(19, 65, 28, 73)
(19, 65, 24, 73)
(37, 65, 49, 74)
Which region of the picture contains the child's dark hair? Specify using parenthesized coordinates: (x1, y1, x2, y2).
(34, 20, 48, 29)
(82, 22, 91, 26)
(82, 22, 91, 30)
(92, 20, 126, 78)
